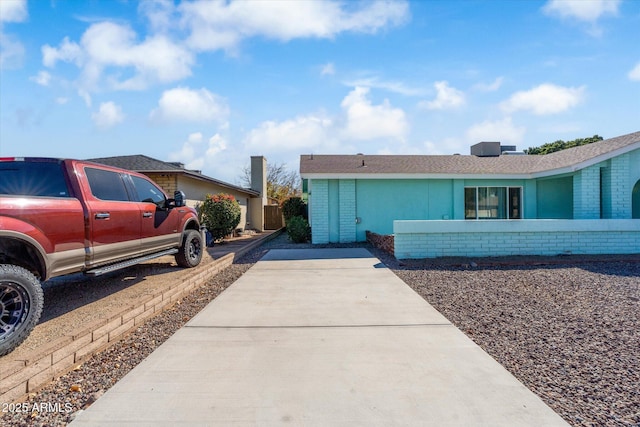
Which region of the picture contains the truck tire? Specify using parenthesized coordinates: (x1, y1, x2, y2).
(0, 264, 44, 357)
(175, 230, 203, 268)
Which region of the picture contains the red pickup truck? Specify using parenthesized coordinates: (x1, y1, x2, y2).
(0, 158, 203, 356)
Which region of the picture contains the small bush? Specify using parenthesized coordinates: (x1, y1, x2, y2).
(282, 197, 307, 221)
(286, 216, 311, 243)
(200, 193, 241, 243)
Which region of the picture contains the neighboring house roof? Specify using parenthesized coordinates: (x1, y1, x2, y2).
(300, 131, 640, 179)
(88, 154, 260, 196)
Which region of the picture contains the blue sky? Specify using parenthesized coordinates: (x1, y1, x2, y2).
(1, 0, 639, 184)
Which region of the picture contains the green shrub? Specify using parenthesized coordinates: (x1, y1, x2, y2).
(286, 216, 311, 243)
(200, 193, 241, 242)
(282, 197, 307, 221)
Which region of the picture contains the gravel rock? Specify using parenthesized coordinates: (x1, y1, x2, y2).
(0, 254, 257, 426)
(2, 235, 638, 426)
(372, 248, 640, 427)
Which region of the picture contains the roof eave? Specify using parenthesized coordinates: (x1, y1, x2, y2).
(531, 140, 640, 178)
(301, 172, 535, 180)
(181, 170, 260, 196)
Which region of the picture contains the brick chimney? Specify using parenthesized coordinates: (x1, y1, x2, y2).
(249, 156, 267, 231)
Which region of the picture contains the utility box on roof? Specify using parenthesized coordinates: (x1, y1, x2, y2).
(470, 141, 501, 157)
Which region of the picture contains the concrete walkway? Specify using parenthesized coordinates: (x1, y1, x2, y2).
(71, 248, 568, 426)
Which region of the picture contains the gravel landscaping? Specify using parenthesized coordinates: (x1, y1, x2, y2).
(1, 233, 638, 426)
(375, 250, 640, 427)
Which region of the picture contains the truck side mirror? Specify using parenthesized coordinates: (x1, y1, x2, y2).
(173, 190, 186, 207)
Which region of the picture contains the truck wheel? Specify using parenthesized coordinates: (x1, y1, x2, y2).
(175, 230, 203, 268)
(0, 264, 44, 357)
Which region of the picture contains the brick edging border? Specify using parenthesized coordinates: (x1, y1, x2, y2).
(0, 229, 282, 404)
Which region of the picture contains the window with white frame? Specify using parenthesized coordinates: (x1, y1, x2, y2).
(465, 187, 522, 219)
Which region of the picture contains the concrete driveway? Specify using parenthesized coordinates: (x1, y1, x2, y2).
(71, 248, 568, 426)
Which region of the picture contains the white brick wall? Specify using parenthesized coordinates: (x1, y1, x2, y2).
(394, 219, 640, 259)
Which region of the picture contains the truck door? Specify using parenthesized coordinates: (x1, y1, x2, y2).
(83, 167, 142, 265)
(128, 175, 181, 252)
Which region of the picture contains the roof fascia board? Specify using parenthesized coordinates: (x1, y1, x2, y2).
(301, 141, 640, 181)
(301, 173, 533, 180)
(530, 141, 640, 178)
(149, 169, 260, 196)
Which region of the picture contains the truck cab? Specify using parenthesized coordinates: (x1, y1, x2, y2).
(0, 158, 203, 356)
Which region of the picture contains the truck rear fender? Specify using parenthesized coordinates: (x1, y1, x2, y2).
(0, 231, 48, 280)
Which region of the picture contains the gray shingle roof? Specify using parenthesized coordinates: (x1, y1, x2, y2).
(300, 131, 640, 178)
(88, 154, 185, 172)
(88, 154, 259, 196)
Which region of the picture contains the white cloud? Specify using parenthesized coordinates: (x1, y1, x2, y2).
(42, 22, 194, 92)
(0, 33, 25, 69)
(629, 62, 640, 82)
(38, 0, 407, 93)
(206, 133, 228, 157)
(138, 0, 177, 33)
(321, 62, 335, 76)
(30, 70, 51, 86)
(244, 86, 408, 157)
(0, 0, 28, 23)
(0, 0, 27, 69)
(500, 83, 585, 115)
(92, 101, 124, 129)
(56, 97, 69, 105)
(466, 117, 526, 145)
(150, 87, 229, 123)
(42, 36, 83, 67)
(180, 0, 409, 52)
(473, 77, 504, 92)
(542, 0, 620, 22)
(245, 114, 334, 152)
(344, 76, 426, 96)
(169, 132, 203, 167)
(169, 131, 230, 176)
(341, 86, 408, 141)
(420, 81, 466, 110)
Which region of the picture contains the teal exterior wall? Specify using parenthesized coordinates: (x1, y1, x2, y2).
(536, 176, 573, 219)
(338, 179, 357, 242)
(354, 179, 454, 241)
(611, 153, 632, 219)
(307, 148, 640, 244)
(328, 180, 340, 242)
(309, 179, 357, 243)
(573, 164, 602, 219)
(631, 150, 640, 219)
(310, 179, 329, 244)
(634, 181, 640, 219)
